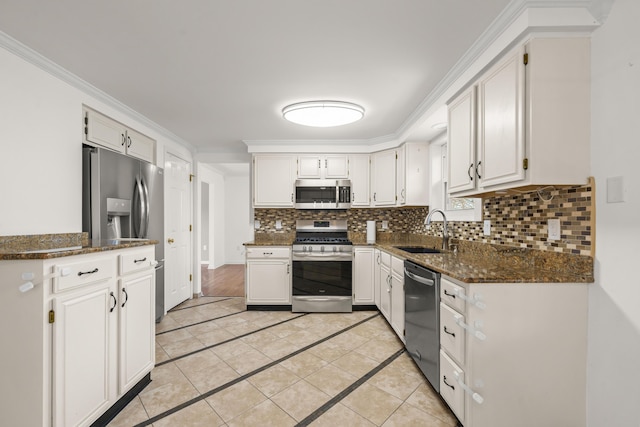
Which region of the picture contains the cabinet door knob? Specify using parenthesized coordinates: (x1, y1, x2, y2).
(167, 238, 175, 244)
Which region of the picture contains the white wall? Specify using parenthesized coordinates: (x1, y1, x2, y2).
(0, 44, 192, 236)
(224, 175, 252, 264)
(588, 1, 640, 425)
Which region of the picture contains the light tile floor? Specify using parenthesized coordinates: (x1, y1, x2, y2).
(108, 297, 458, 427)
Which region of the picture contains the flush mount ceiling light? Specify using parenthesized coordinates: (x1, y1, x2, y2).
(282, 101, 365, 127)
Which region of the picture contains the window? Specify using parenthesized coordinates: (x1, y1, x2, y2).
(429, 136, 482, 221)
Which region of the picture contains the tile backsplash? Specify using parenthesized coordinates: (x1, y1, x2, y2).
(254, 183, 593, 256)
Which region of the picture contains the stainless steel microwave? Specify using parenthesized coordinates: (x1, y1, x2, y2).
(294, 179, 351, 209)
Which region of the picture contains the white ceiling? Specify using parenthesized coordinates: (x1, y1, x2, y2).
(0, 0, 513, 156)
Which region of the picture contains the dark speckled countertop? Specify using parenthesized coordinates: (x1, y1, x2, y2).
(0, 232, 158, 260)
(246, 232, 593, 284)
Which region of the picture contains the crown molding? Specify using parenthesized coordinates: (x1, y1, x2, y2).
(0, 30, 195, 153)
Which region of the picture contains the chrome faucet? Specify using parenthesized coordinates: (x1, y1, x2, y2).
(425, 209, 450, 251)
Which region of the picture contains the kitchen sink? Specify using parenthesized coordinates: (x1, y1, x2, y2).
(394, 246, 442, 254)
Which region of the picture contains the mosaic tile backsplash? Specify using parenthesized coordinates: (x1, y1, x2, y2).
(254, 183, 593, 256)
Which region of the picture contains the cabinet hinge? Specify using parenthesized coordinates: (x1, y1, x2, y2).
(189, 274, 193, 282)
(523, 53, 529, 65)
(189, 174, 194, 182)
(49, 310, 55, 324)
(523, 158, 529, 170)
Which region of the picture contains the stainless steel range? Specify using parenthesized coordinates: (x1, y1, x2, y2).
(291, 220, 353, 313)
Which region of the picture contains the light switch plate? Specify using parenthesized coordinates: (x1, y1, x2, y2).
(483, 220, 491, 236)
(382, 220, 389, 229)
(548, 219, 561, 240)
(254, 220, 261, 229)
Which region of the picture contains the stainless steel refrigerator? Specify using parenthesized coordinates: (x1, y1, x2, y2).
(82, 144, 165, 322)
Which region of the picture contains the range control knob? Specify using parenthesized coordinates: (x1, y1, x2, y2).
(320, 246, 325, 253)
(303, 246, 307, 252)
(333, 246, 337, 252)
(309, 246, 313, 252)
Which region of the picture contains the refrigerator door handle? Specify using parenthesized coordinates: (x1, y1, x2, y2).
(140, 174, 150, 238)
(133, 176, 145, 237)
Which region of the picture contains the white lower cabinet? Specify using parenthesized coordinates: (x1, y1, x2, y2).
(439, 275, 588, 427)
(376, 250, 405, 342)
(353, 246, 375, 305)
(245, 247, 291, 305)
(53, 281, 113, 427)
(0, 246, 156, 427)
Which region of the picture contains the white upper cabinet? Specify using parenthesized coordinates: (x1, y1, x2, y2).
(477, 44, 526, 188)
(371, 149, 397, 206)
(398, 142, 429, 206)
(84, 109, 155, 164)
(447, 36, 591, 197)
(253, 154, 296, 207)
(297, 155, 349, 179)
(448, 86, 478, 194)
(348, 154, 370, 207)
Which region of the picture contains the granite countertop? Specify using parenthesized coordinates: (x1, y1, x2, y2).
(0, 233, 158, 260)
(374, 243, 593, 284)
(246, 232, 594, 284)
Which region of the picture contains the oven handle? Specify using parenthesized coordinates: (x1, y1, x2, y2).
(292, 253, 353, 261)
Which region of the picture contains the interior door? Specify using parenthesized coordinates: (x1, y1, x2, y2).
(164, 152, 192, 311)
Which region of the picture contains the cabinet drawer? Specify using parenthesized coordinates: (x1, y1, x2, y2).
(441, 277, 466, 313)
(440, 302, 465, 365)
(53, 256, 115, 293)
(246, 247, 290, 259)
(440, 350, 465, 423)
(119, 247, 155, 275)
(391, 256, 404, 277)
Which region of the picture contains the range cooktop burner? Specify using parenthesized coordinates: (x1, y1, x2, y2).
(294, 236, 351, 244)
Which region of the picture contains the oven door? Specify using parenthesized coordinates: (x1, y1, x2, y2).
(292, 256, 352, 312)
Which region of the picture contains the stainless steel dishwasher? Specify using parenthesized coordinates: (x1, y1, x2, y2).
(404, 260, 441, 392)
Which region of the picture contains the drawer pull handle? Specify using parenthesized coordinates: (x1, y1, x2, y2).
(134, 257, 147, 263)
(443, 326, 456, 337)
(121, 288, 128, 308)
(110, 292, 117, 313)
(443, 375, 455, 390)
(454, 371, 484, 404)
(410, 350, 422, 361)
(78, 268, 99, 276)
(443, 290, 456, 299)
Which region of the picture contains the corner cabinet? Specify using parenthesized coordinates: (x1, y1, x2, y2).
(447, 37, 590, 196)
(371, 149, 397, 206)
(348, 154, 370, 207)
(438, 275, 588, 427)
(397, 142, 429, 206)
(0, 246, 156, 427)
(84, 108, 155, 164)
(252, 155, 296, 207)
(245, 247, 291, 305)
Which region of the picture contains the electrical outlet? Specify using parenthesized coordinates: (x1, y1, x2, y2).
(548, 219, 561, 240)
(483, 220, 491, 236)
(254, 220, 261, 229)
(275, 220, 282, 230)
(382, 220, 389, 229)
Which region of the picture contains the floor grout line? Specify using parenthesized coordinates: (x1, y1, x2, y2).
(133, 312, 381, 427)
(155, 313, 309, 367)
(167, 297, 236, 312)
(294, 347, 406, 427)
(155, 309, 247, 336)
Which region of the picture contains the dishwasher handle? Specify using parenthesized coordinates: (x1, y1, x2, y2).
(405, 268, 435, 286)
